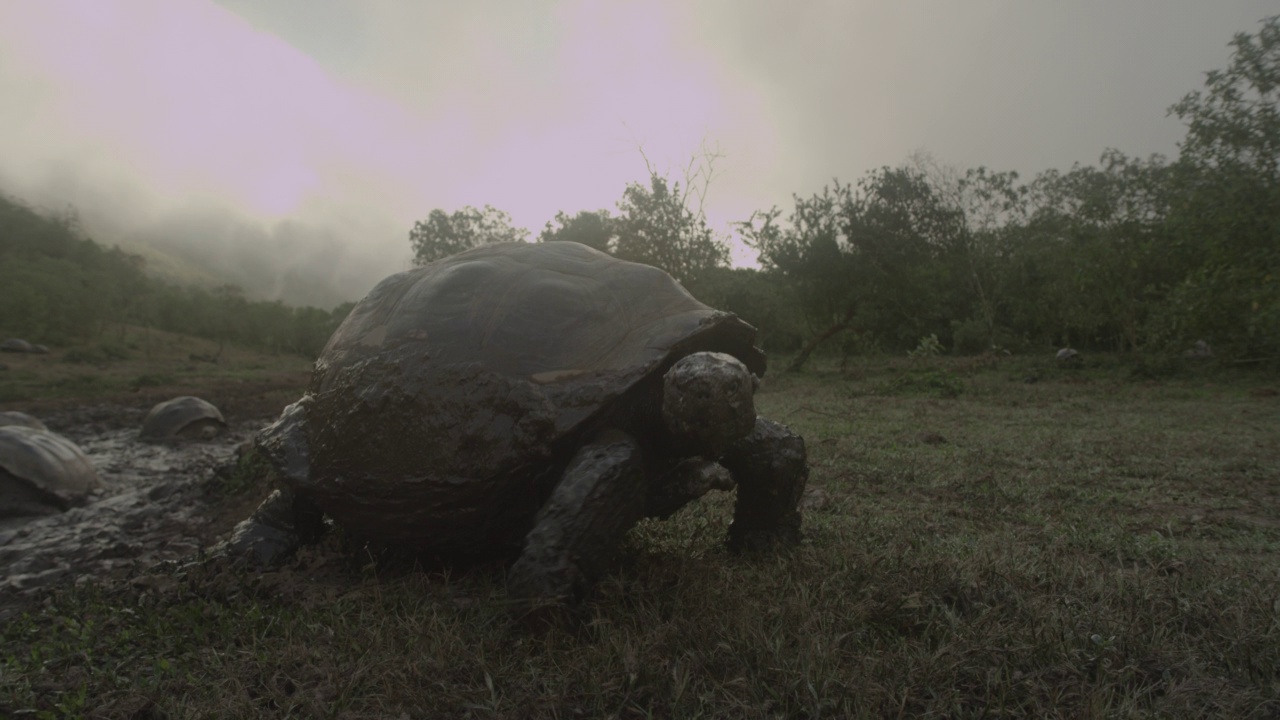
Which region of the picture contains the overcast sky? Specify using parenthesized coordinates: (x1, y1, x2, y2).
(0, 1, 1273, 304)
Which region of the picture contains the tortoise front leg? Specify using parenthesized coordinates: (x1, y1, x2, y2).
(719, 417, 808, 552)
(507, 430, 648, 602)
(644, 457, 734, 519)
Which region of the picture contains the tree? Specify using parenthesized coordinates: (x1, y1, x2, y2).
(1159, 15, 1280, 359)
(1170, 16, 1280, 182)
(685, 266, 806, 352)
(741, 186, 860, 369)
(1003, 151, 1174, 352)
(742, 166, 969, 370)
(613, 173, 729, 285)
(539, 210, 616, 253)
(409, 205, 529, 265)
(908, 154, 1032, 352)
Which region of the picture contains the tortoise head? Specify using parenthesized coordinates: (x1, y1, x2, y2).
(661, 351, 758, 457)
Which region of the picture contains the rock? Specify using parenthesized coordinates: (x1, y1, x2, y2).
(798, 486, 830, 511)
(1056, 348, 1082, 367)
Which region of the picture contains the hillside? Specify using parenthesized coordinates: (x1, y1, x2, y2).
(0, 323, 311, 414)
(0, 193, 352, 357)
(111, 238, 229, 290)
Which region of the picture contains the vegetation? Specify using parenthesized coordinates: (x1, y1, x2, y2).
(742, 167, 971, 369)
(0, 324, 310, 405)
(405, 17, 1280, 370)
(733, 17, 1280, 367)
(419, 165, 730, 286)
(5, 18, 1272, 370)
(3, 358, 1278, 717)
(0, 197, 352, 358)
(539, 209, 615, 253)
(611, 173, 730, 285)
(409, 205, 531, 265)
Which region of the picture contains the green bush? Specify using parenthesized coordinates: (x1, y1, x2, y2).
(908, 334, 944, 358)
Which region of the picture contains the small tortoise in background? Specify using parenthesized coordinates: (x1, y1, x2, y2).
(140, 396, 227, 442)
(224, 241, 808, 601)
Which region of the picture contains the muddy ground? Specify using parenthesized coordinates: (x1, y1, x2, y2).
(0, 380, 302, 619)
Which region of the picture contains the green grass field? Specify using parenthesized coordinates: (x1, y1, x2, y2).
(3, 353, 1278, 718)
(0, 325, 311, 416)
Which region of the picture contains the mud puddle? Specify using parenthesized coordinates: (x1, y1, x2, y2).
(0, 404, 270, 617)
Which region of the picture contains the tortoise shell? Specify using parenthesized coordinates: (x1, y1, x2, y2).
(140, 396, 227, 441)
(0, 426, 101, 518)
(261, 241, 765, 553)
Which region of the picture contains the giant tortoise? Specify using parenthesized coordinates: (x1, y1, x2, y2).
(140, 396, 227, 441)
(0, 411, 48, 431)
(0, 426, 101, 518)
(224, 241, 808, 601)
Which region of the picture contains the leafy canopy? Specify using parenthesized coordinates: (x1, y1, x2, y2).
(409, 205, 530, 266)
(539, 210, 615, 254)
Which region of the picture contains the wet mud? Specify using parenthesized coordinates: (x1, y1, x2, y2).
(0, 403, 272, 618)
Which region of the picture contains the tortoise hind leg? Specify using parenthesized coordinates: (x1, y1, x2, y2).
(508, 430, 648, 603)
(218, 488, 326, 566)
(719, 417, 808, 552)
(217, 398, 326, 565)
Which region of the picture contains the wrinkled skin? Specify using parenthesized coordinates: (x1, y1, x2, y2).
(507, 431, 648, 601)
(722, 418, 808, 551)
(662, 352, 757, 456)
(218, 242, 809, 603)
(508, 413, 809, 603)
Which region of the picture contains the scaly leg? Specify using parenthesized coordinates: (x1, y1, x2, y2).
(719, 417, 808, 552)
(507, 430, 648, 602)
(218, 488, 326, 565)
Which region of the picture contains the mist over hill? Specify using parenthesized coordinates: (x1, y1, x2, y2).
(2, 172, 408, 310)
(0, 190, 355, 356)
(120, 206, 408, 309)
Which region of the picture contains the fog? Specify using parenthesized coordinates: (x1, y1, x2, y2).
(0, 1, 1273, 307)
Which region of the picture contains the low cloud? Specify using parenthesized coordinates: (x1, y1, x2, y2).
(0, 0, 1273, 304)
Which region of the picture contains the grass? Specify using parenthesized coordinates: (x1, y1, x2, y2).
(2, 353, 1278, 718)
(0, 325, 310, 411)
